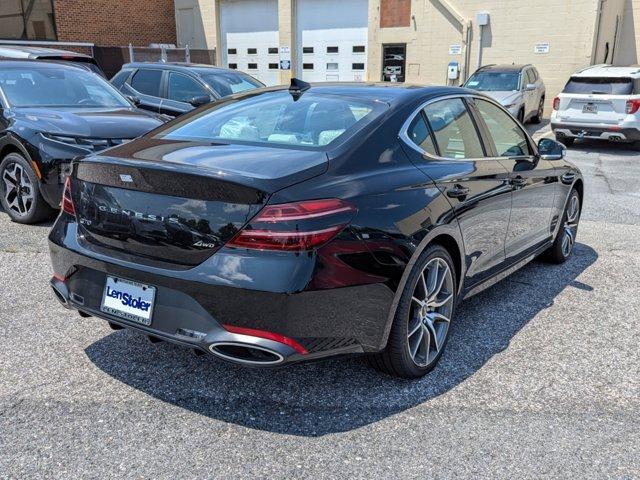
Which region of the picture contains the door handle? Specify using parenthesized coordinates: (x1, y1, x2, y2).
(511, 176, 527, 188)
(446, 185, 470, 199)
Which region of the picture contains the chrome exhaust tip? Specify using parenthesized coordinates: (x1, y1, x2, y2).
(209, 342, 285, 365)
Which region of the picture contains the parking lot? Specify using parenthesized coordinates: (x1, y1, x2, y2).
(0, 126, 639, 478)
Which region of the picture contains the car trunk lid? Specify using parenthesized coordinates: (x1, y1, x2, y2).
(71, 139, 328, 268)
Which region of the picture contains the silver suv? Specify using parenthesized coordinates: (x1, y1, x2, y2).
(464, 64, 546, 124)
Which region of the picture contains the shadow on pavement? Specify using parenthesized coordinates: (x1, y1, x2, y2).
(86, 243, 598, 437)
(564, 138, 640, 155)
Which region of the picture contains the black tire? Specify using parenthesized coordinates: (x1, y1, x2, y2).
(543, 188, 581, 264)
(517, 108, 525, 125)
(556, 135, 575, 147)
(368, 244, 458, 378)
(531, 97, 544, 124)
(0, 152, 56, 224)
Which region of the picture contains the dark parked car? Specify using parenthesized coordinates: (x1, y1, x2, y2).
(0, 60, 166, 223)
(0, 45, 105, 77)
(49, 81, 583, 378)
(111, 62, 264, 117)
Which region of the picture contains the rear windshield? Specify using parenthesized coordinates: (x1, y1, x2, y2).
(201, 71, 263, 97)
(563, 77, 635, 95)
(155, 91, 385, 149)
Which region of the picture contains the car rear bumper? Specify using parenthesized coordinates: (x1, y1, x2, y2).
(551, 123, 640, 142)
(48, 220, 396, 366)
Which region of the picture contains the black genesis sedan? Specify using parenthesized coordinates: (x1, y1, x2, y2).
(0, 60, 166, 223)
(49, 80, 583, 378)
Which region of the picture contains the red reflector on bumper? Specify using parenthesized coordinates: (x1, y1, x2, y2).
(222, 324, 308, 354)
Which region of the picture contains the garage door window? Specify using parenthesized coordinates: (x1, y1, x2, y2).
(228, 48, 237, 55)
(353, 46, 365, 53)
(303, 47, 314, 54)
(303, 64, 314, 70)
(352, 63, 365, 71)
(268, 63, 279, 70)
(327, 63, 338, 71)
(248, 48, 258, 55)
(248, 63, 258, 70)
(327, 46, 339, 53)
(168, 73, 208, 104)
(268, 47, 278, 54)
(131, 69, 163, 97)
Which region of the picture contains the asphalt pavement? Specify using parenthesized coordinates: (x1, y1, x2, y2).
(0, 125, 638, 479)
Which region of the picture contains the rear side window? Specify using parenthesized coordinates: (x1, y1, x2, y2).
(156, 91, 385, 149)
(131, 69, 163, 96)
(110, 69, 132, 89)
(474, 99, 531, 157)
(407, 114, 437, 156)
(563, 77, 634, 95)
(423, 99, 484, 159)
(167, 72, 208, 103)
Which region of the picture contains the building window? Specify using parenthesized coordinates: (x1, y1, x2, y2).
(353, 45, 365, 53)
(248, 63, 258, 69)
(327, 63, 338, 71)
(380, 0, 411, 28)
(303, 63, 314, 70)
(247, 48, 258, 55)
(352, 63, 365, 70)
(327, 46, 339, 54)
(227, 48, 237, 55)
(303, 47, 314, 54)
(228, 63, 238, 69)
(268, 63, 279, 69)
(0, 0, 57, 40)
(268, 47, 278, 54)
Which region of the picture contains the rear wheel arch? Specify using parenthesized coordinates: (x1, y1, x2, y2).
(378, 226, 465, 350)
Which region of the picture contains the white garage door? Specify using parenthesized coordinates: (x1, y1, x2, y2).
(219, 0, 280, 86)
(295, 0, 368, 82)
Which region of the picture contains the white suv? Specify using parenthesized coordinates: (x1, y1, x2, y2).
(551, 65, 640, 146)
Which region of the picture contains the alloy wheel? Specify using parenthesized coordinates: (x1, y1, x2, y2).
(407, 257, 454, 367)
(561, 194, 580, 257)
(2, 162, 34, 218)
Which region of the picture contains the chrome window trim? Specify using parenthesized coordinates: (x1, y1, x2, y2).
(399, 93, 536, 161)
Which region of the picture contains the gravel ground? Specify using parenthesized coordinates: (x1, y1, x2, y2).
(0, 129, 639, 479)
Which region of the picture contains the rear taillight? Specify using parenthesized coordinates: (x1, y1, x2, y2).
(626, 99, 640, 114)
(553, 96, 560, 111)
(61, 176, 75, 215)
(227, 198, 356, 251)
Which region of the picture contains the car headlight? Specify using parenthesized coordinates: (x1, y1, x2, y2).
(41, 133, 131, 151)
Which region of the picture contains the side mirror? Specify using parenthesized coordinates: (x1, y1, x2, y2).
(525, 83, 536, 91)
(188, 95, 211, 107)
(538, 138, 566, 161)
(125, 95, 141, 106)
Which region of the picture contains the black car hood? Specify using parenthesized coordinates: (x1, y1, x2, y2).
(10, 107, 165, 138)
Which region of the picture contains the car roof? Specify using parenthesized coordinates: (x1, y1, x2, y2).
(475, 64, 530, 73)
(0, 45, 91, 59)
(573, 64, 640, 78)
(236, 82, 471, 106)
(0, 58, 91, 70)
(121, 62, 238, 75)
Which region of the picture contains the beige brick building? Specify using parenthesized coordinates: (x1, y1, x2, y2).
(176, 0, 640, 106)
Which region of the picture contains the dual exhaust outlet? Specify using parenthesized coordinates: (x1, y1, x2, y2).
(50, 279, 289, 366)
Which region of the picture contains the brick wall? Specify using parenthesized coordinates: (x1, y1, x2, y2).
(53, 0, 176, 46)
(380, 0, 411, 28)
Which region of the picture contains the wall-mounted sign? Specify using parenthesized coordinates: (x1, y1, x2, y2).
(449, 45, 462, 55)
(280, 45, 291, 70)
(534, 43, 550, 54)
